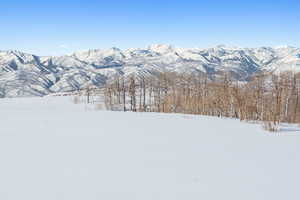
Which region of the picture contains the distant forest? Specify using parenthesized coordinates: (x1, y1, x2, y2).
(79, 71, 300, 132)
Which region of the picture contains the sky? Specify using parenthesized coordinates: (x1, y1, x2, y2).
(0, 0, 299, 55)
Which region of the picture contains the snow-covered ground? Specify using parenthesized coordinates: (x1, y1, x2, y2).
(0, 96, 300, 200)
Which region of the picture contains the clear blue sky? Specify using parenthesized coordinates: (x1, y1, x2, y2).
(1, 0, 299, 55)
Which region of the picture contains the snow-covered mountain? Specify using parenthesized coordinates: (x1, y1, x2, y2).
(0, 45, 300, 97)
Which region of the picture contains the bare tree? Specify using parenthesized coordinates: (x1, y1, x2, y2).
(102, 71, 300, 132)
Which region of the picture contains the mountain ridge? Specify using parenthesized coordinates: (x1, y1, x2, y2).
(0, 45, 300, 97)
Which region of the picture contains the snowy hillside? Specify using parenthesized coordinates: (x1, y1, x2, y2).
(0, 45, 300, 97)
(0, 96, 300, 200)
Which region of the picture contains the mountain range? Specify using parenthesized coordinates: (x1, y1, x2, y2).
(0, 44, 300, 97)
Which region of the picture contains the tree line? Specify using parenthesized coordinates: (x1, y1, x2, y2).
(101, 71, 300, 131)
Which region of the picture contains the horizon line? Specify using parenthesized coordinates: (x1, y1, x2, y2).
(0, 44, 298, 57)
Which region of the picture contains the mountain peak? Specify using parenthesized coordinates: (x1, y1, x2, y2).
(274, 45, 295, 49)
(148, 44, 174, 53)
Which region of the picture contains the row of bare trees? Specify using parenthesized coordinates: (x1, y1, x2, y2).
(102, 71, 300, 131)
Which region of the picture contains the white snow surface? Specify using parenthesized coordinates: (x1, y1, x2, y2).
(0, 96, 300, 200)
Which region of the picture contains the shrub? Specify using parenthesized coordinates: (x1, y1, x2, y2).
(262, 121, 279, 132)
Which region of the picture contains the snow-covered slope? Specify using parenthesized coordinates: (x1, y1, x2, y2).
(0, 96, 300, 200)
(0, 45, 300, 97)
